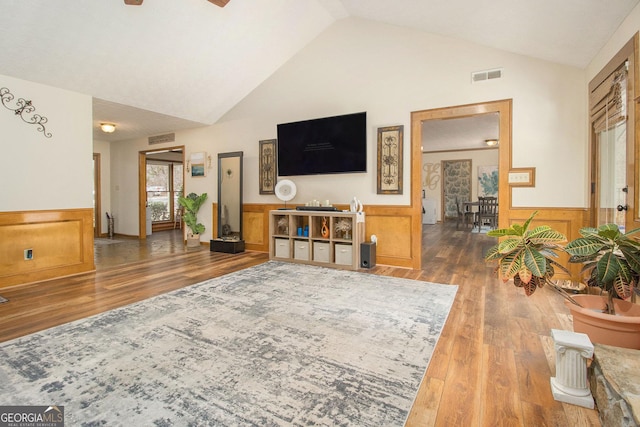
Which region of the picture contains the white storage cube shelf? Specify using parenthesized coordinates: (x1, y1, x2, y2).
(334, 244, 353, 265)
(269, 210, 364, 271)
(274, 238, 290, 258)
(294, 240, 310, 261)
(313, 242, 330, 263)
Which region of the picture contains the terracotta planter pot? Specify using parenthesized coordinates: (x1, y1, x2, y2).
(565, 294, 640, 350)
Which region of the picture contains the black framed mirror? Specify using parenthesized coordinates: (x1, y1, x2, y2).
(210, 151, 245, 253)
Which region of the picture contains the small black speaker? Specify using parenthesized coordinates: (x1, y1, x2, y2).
(360, 242, 376, 268)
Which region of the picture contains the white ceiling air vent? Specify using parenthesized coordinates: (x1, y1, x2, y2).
(471, 68, 503, 83)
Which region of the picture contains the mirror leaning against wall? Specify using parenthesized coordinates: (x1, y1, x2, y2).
(211, 151, 245, 253)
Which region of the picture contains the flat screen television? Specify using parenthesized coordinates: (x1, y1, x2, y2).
(276, 112, 366, 176)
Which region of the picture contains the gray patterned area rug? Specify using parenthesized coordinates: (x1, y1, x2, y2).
(0, 261, 457, 426)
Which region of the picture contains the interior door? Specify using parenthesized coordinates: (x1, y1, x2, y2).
(590, 35, 640, 231)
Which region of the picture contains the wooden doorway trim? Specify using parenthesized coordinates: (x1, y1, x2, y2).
(411, 99, 512, 267)
(138, 146, 186, 239)
(93, 153, 101, 237)
(138, 152, 146, 240)
(588, 33, 639, 230)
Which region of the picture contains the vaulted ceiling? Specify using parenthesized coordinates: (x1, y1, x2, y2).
(1, 0, 638, 142)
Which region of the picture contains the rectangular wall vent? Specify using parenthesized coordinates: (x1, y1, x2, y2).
(471, 68, 503, 83)
(148, 133, 175, 145)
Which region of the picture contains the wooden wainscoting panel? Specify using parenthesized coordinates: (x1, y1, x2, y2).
(1, 221, 83, 273)
(240, 203, 418, 268)
(505, 208, 589, 280)
(0, 209, 95, 288)
(243, 209, 265, 251)
(365, 211, 414, 268)
(212, 203, 218, 240)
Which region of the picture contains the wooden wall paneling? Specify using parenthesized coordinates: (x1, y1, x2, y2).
(212, 203, 218, 240)
(0, 209, 95, 288)
(235, 203, 418, 269)
(505, 208, 589, 280)
(364, 206, 415, 268)
(243, 204, 267, 251)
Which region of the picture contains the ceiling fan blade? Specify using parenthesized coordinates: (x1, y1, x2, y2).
(207, 0, 230, 7)
(124, 0, 143, 4)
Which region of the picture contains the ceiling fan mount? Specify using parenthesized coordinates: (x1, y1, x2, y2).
(124, 0, 229, 7)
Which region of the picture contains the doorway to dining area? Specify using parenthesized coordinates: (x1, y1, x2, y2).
(421, 111, 500, 226)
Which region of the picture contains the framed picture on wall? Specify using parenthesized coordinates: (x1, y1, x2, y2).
(478, 165, 498, 197)
(377, 125, 403, 194)
(259, 139, 277, 194)
(189, 152, 207, 177)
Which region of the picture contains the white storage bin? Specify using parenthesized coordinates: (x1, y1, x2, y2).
(294, 240, 310, 261)
(313, 242, 330, 263)
(335, 244, 353, 265)
(274, 238, 290, 258)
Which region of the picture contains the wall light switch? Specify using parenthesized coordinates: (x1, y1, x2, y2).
(24, 249, 33, 260)
(508, 172, 529, 183)
(508, 168, 535, 187)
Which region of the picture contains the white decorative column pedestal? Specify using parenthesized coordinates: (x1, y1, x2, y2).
(550, 329, 594, 408)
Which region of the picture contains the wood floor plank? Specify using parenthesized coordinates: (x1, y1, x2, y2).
(0, 225, 601, 426)
(481, 344, 523, 426)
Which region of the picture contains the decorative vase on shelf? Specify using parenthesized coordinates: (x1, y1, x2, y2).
(350, 196, 363, 213)
(321, 217, 329, 238)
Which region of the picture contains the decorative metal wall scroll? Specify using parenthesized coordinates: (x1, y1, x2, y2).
(377, 125, 403, 194)
(259, 139, 277, 195)
(0, 87, 52, 138)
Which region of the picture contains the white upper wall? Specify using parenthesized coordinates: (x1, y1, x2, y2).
(222, 18, 587, 207)
(110, 18, 588, 237)
(0, 74, 92, 211)
(587, 2, 640, 80)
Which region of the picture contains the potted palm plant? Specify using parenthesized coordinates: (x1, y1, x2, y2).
(177, 192, 208, 248)
(564, 224, 640, 349)
(484, 211, 569, 296)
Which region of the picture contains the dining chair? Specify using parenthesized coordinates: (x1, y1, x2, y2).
(455, 197, 474, 229)
(475, 196, 498, 231)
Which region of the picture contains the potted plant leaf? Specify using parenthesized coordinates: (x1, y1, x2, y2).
(484, 211, 569, 296)
(564, 223, 640, 349)
(177, 192, 208, 247)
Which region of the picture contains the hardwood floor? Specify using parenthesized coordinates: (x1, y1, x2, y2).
(0, 225, 600, 426)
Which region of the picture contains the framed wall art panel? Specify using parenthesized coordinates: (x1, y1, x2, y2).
(377, 125, 403, 194)
(189, 152, 207, 177)
(259, 139, 277, 194)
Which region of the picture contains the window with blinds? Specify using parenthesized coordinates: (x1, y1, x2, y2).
(591, 62, 628, 134)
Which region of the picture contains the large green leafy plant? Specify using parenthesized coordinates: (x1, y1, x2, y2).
(485, 211, 568, 296)
(564, 224, 640, 314)
(177, 192, 208, 237)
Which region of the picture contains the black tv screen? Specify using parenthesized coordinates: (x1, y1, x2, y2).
(277, 112, 367, 176)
